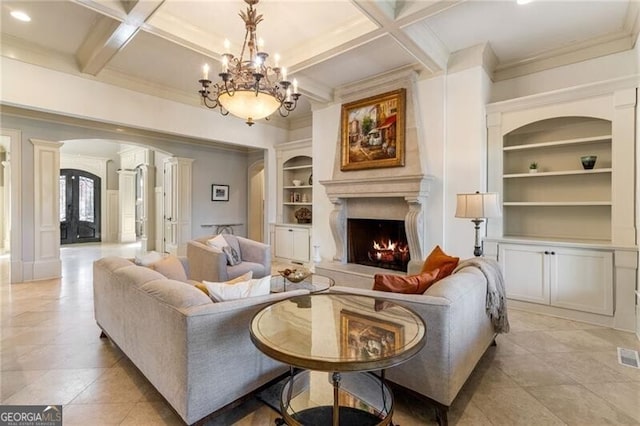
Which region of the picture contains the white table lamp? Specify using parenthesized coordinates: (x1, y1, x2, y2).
(455, 191, 501, 256)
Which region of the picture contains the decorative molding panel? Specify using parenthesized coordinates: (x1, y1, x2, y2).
(31, 138, 63, 281)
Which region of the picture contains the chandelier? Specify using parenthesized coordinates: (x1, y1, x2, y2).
(197, 0, 301, 126)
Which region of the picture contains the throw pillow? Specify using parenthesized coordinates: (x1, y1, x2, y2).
(204, 275, 271, 302)
(373, 269, 440, 294)
(420, 245, 459, 282)
(149, 256, 188, 282)
(222, 245, 241, 266)
(206, 234, 228, 250)
(195, 271, 253, 296)
(134, 251, 165, 266)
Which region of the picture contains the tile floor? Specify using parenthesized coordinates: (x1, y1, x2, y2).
(1, 243, 639, 425)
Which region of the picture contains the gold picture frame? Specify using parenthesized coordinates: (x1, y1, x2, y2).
(341, 88, 406, 171)
(340, 310, 404, 360)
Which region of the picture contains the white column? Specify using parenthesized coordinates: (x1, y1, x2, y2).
(1, 159, 9, 253)
(118, 169, 137, 243)
(30, 138, 63, 280)
(612, 88, 637, 246)
(139, 164, 156, 252)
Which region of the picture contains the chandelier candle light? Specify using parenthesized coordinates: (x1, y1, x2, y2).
(198, 0, 301, 126)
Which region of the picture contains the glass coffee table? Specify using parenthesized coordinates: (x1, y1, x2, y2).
(270, 274, 334, 294)
(250, 294, 426, 425)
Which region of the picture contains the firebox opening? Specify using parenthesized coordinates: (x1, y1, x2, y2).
(347, 218, 409, 272)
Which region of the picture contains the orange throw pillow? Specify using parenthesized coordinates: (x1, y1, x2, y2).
(420, 245, 459, 282)
(373, 269, 440, 294)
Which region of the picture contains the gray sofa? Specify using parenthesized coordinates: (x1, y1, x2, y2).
(330, 263, 497, 424)
(187, 235, 271, 282)
(93, 256, 307, 425)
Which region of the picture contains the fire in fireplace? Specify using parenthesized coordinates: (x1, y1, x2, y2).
(347, 218, 410, 272)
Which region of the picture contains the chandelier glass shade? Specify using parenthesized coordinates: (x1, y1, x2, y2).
(197, 0, 301, 126)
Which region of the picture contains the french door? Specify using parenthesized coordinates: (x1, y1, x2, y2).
(60, 169, 101, 244)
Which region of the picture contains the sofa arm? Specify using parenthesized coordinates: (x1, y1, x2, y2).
(187, 241, 229, 282)
(237, 236, 271, 267)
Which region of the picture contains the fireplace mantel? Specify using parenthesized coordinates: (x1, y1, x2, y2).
(320, 174, 434, 273)
(320, 174, 433, 201)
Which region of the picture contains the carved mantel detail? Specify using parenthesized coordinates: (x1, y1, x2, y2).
(321, 175, 433, 268)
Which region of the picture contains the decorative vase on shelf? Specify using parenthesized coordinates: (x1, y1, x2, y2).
(529, 162, 538, 173)
(581, 155, 597, 170)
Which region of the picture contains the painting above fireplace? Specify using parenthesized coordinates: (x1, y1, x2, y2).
(347, 218, 409, 272)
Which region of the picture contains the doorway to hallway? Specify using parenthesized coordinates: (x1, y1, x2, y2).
(60, 169, 101, 244)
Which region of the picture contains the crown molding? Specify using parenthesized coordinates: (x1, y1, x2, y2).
(486, 75, 640, 114)
(493, 30, 635, 82)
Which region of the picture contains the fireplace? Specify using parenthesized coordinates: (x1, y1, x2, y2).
(348, 218, 410, 272)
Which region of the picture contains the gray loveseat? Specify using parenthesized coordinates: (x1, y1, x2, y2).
(187, 235, 271, 282)
(93, 256, 307, 425)
(330, 263, 497, 424)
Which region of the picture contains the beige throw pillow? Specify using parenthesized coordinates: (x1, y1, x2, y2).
(195, 271, 253, 296)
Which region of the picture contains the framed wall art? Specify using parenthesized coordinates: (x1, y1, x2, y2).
(211, 184, 229, 201)
(341, 88, 406, 171)
(340, 310, 404, 360)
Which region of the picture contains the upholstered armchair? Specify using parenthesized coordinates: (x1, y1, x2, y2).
(187, 235, 271, 282)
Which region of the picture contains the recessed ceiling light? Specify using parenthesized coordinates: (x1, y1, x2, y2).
(10, 10, 31, 22)
(517, 0, 533, 4)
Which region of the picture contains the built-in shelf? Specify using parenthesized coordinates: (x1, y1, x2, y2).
(283, 165, 313, 171)
(504, 168, 612, 178)
(503, 201, 612, 206)
(283, 202, 313, 206)
(284, 185, 312, 189)
(503, 134, 612, 151)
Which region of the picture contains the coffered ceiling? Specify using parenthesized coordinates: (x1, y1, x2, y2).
(1, 0, 638, 126)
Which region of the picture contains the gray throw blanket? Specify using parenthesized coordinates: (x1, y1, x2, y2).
(454, 258, 510, 333)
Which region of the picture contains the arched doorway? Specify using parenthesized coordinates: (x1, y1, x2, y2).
(60, 169, 101, 244)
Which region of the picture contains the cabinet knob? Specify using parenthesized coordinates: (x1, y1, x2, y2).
(288, 229, 293, 232)
(551, 251, 556, 255)
(544, 251, 550, 255)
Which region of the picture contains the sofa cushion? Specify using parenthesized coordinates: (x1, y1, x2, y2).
(223, 235, 242, 257)
(95, 256, 133, 271)
(206, 234, 228, 250)
(420, 245, 459, 282)
(196, 271, 253, 296)
(373, 269, 440, 294)
(134, 251, 166, 266)
(204, 275, 271, 302)
(114, 265, 166, 287)
(141, 279, 213, 309)
(222, 245, 242, 266)
(150, 255, 188, 282)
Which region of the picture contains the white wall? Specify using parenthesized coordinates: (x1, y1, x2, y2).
(443, 67, 493, 258)
(312, 104, 341, 262)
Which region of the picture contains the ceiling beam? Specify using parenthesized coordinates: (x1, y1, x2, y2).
(75, 0, 163, 76)
(350, 0, 448, 73)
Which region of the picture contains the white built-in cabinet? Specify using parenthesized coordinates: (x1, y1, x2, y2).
(486, 81, 638, 332)
(273, 140, 312, 264)
(274, 225, 310, 263)
(500, 243, 613, 315)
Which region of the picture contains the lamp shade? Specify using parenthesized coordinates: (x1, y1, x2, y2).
(455, 192, 501, 219)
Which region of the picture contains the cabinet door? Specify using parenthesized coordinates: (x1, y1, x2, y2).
(274, 226, 293, 259)
(291, 228, 310, 262)
(499, 244, 549, 305)
(550, 248, 613, 315)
